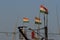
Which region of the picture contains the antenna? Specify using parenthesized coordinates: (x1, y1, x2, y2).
(56, 4, 60, 34)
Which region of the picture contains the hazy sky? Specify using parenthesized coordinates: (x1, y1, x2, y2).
(0, 0, 60, 40)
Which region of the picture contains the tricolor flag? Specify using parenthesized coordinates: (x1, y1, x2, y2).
(40, 5, 48, 14)
(23, 17, 29, 23)
(35, 17, 41, 24)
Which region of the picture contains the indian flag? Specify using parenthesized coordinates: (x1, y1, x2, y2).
(35, 17, 41, 24)
(23, 17, 29, 23)
(40, 5, 48, 14)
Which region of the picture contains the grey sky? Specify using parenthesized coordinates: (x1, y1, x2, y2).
(0, 0, 60, 40)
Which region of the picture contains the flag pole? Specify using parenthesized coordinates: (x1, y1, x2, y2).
(43, 0, 48, 40)
(37, 11, 41, 40)
(45, 14, 48, 40)
(44, 14, 45, 27)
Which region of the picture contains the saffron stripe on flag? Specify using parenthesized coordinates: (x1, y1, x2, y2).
(23, 17, 29, 23)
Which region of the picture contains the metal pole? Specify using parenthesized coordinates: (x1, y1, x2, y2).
(44, 14, 45, 27)
(45, 26, 48, 40)
(12, 16, 19, 40)
(18, 27, 29, 40)
(37, 24, 40, 40)
(41, 37, 44, 40)
(6, 32, 8, 40)
(37, 12, 41, 40)
(46, 14, 48, 40)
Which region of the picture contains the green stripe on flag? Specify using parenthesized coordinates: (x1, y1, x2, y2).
(35, 22, 42, 24)
(23, 21, 29, 23)
(40, 10, 46, 13)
